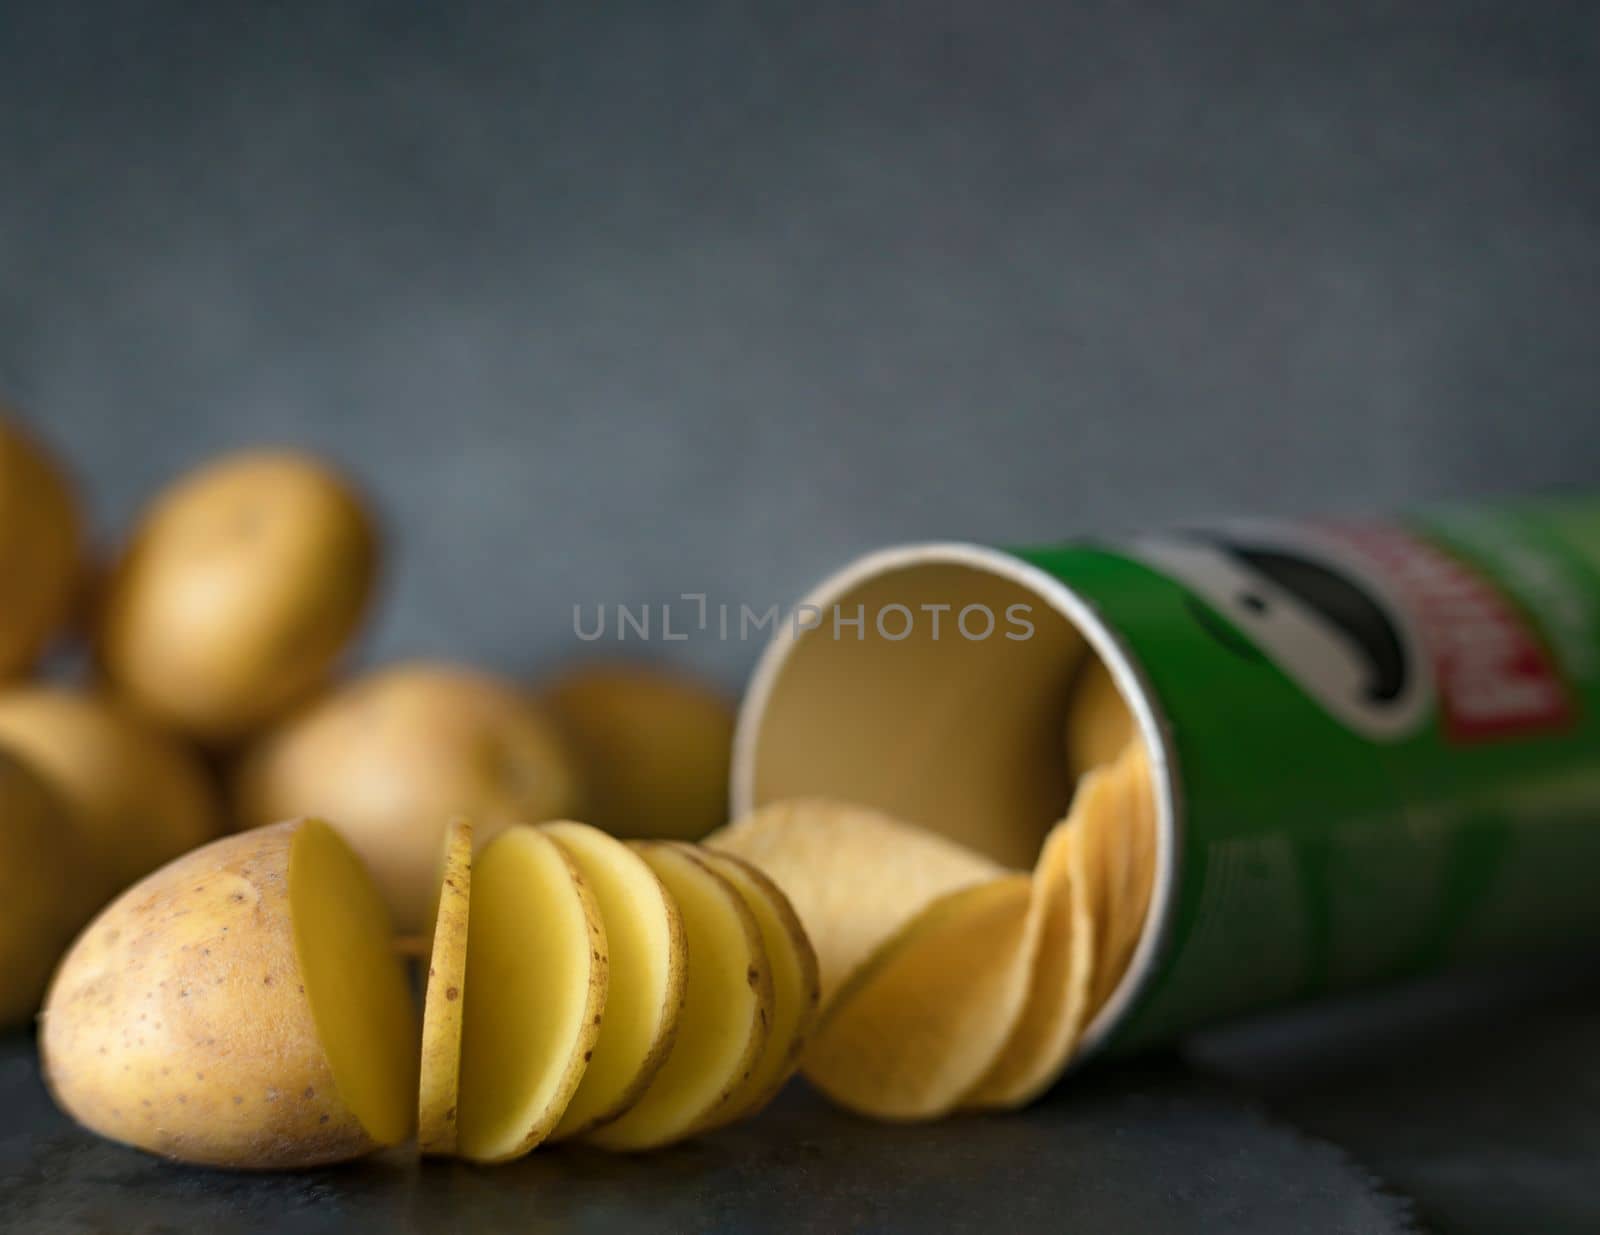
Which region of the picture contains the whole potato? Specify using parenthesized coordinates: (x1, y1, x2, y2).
(41, 819, 418, 1168)
(0, 414, 84, 680)
(98, 450, 378, 744)
(0, 687, 221, 898)
(542, 662, 735, 841)
(0, 746, 92, 1027)
(234, 662, 582, 932)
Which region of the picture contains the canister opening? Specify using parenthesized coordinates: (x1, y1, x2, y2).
(731, 541, 1177, 1051)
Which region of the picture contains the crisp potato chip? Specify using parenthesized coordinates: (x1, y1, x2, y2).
(1079, 741, 1157, 1016)
(418, 817, 473, 1155)
(961, 816, 1095, 1109)
(707, 798, 1006, 1005)
(802, 874, 1036, 1120)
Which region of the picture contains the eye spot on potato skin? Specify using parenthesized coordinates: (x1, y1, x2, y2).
(233, 1095, 244, 1106)
(303, 1087, 315, 1100)
(593, 1014, 602, 1026)
(583, 1051, 593, 1062)
(445, 987, 459, 1001)
(747, 967, 759, 987)
(319, 1114, 329, 1125)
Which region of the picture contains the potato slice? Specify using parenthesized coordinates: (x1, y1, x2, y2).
(42, 819, 418, 1168)
(691, 850, 820, 1129)
(707, 798, 1005, 1005)
(456, 826, 607, 1163)
(543, 822, 687, 1139)
(962, 817, 1095, 1109)
(585, 843, 772, 1151)
(418, 818, 473, 1156)
(801, 874, 1035, 1121)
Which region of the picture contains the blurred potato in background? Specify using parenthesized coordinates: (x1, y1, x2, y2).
(97, 449, 379, 745)
(0, 415, 84, 681)
(540, 662, 736, 842)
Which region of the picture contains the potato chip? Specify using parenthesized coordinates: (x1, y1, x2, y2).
(961, 816, 1095, 1109)
(707, 798, 1006, 1005)
(802, 874, 1036, 1120)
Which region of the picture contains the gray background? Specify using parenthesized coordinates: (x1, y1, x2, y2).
(2, 0, 1597, 686)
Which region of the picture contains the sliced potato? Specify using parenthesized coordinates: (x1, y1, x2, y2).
(691, 850, 820, 1129)
(707, 798, 1005, 1004)
(419, 818, 473, 1156)
(584, 843, 772, 1151)
(802, 874, 1035, 1121)
(41, 819, 417, 1168)
(456, 826, 607, 1164)
(543, 822, 686, 1140)
(962, 817, 1095, 1109)
(541, 663, 736, 841)
(0, 686, 220, 897)
(235, 662, 583, 933)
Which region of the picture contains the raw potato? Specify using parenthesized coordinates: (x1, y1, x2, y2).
(585, 843, 773, 1152)
(98, 450, 377, 743)
(456, 826, 607, 1164)
(0, 687, 220, 897)
(418, 818, 473, 1156)
(543, 822, 686, 1140)
(0, 748, 88, 1027)
(803, 875, 1036, 1121)
(234, 662, 582, 933)
(691, 850, 820, 1129)
(708, 798, 1006, 1004)
(0, 415, 84, 680)
(40, 819, 418, 1169)
(542, 664, 735, 841)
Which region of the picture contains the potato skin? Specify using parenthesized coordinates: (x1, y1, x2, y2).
(0, 687, 220, 898)
(0, 748, 87, 1027)
(234, 663, 582, 933)
(542, 663, 735, 841)
(0, 415, 84, 680)
(97, 450, 378, 744)
(40, 823, 380, 1169)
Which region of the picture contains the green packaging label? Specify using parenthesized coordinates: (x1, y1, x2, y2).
(1015, 495, 1600, 1048)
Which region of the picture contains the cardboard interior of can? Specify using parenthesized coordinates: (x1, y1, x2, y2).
(736, 558, 1092, 870)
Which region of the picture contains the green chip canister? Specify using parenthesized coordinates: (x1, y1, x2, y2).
(729, 495, 1600, 1055)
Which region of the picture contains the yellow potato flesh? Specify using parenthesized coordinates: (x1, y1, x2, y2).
(290, 819, 419, 1149)
(585, 843, 772, 1151)
(457, 826, 607, 1163)
(543, 822, 686, 1140)
(0, 687, 219, 897)
(692, 850, 820, 1128)
(234, 662, 583, 934)
(418, 818, 473, 1156)
(41, 820, 416, 1168)
(707, 799, 1004, 1005)
(543, 664, 736, 842)
(802, 875, 1036, 1121)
